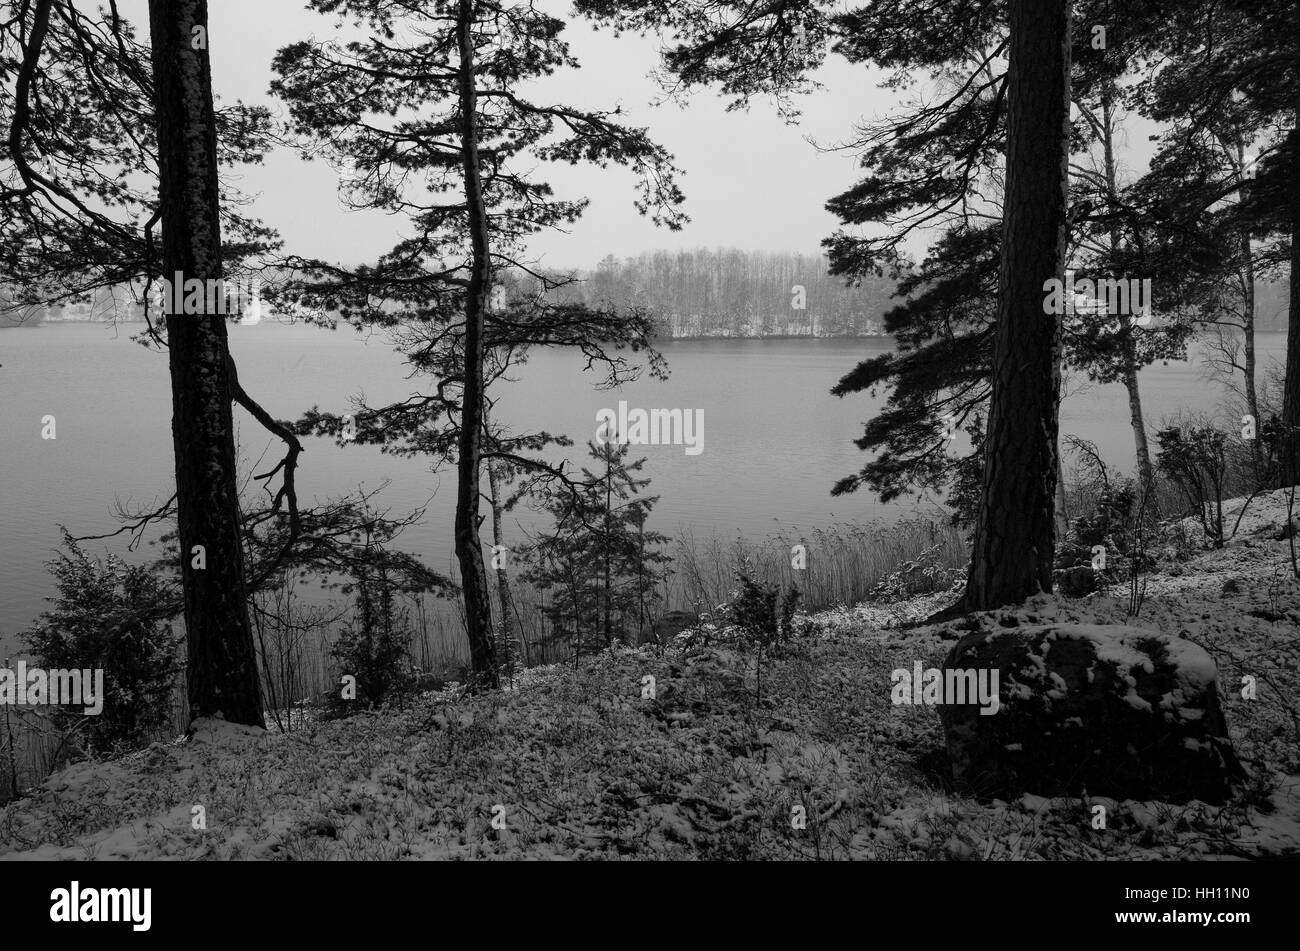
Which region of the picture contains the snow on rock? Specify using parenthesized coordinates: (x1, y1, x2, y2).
(939, 622, 1245, 803)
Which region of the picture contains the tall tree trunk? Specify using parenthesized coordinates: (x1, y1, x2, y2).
(603, 451, 613, 648)
(1286, 202, 1300, 487)
(963, 0, 1071, 611)
(1284, 15, 1300, 486)
(454, 0, 498, 687)
(1240, 226, 1262, 478)
(1100, 93, 1157, 493)
(147, 0, 263, 727)
(1121, 353, 1156, 492)
(1241, 263, 1259, 423)
(1222, 137, 1263, 479)
(486, 455, 518, 675)
(637, 517, 646, 640)
(1055, 443, 1070, 538)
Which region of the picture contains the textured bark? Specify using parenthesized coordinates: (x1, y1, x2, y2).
(963, 0, 1070, 611)
(454, 0, 499, 687)
(1054, 451, 1069, 538)
(147, 0, 263, 726)
(1234, 138, 1261, 476)
(1121, 353, 1156, 492)
(1241, 231, 1261, 475)
(487, 456, 519, 673)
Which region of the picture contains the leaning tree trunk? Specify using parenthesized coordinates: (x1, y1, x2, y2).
(963, 0, 1071, 611)
(454, 0, 499, 687)
(1121, 346, 1157, 492)
(148, 0, 263, 727)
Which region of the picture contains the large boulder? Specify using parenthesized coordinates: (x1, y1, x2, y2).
(938, 623, 1246, 803)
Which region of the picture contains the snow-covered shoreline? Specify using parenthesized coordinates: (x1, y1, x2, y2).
(2, 490, 1296, 860)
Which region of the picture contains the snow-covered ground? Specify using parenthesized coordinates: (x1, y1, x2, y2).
(2, 491, 1297, 860)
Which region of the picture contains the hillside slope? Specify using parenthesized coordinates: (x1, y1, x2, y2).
(2, 491, 1298, 860)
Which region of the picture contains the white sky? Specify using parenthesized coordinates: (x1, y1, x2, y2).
(113, 1, 1160, 270)
(188, 0, 891, 268)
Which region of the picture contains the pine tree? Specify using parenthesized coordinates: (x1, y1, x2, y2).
(0, 0, 343, 728)
(522, 440, 671, 662)
(327, 529, 417, 714)
(273, 0, 685, 688)
(1134, 0, 1296, 485)
(23, 533, 183, 753)
(963, 0, 1072, 610)
(146, 0, 263, 724)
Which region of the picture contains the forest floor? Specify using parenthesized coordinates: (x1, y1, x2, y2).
(1, 490, 1298, 860)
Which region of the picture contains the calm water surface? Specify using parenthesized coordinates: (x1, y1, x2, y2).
(0, 323, 1288, 646)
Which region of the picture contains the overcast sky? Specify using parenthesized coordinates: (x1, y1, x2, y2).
(180, 0, 894, 270)
(119, 1, 1162, 272)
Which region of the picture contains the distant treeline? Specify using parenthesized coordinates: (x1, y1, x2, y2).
(5, 253, 1288, 337)
(536, 249, 897, 338)
(0, 282, 144, 326)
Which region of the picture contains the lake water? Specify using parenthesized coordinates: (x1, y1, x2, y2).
(0, 323, 1289, 646)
